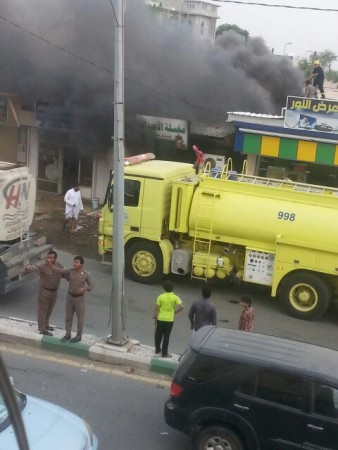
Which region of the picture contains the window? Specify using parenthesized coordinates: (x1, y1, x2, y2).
(185, 355, 239, 383)
(314, 383, 338, 418)
(37, 142, 60, 193)
(124, 179, 140, 207)
(201, 21, 205, 35)
(108, 179, 141, 208)
(254, 371, 303, 409)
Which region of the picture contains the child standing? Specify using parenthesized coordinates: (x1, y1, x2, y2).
(238, 296, 255, 332)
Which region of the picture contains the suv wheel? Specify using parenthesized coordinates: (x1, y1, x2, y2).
(195, 426, 243, 450)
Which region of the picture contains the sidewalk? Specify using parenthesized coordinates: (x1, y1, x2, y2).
(33, 191, 101, 260)
(0, 316, 179, 377)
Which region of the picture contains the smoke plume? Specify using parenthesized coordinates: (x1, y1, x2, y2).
(0, 0, 303, 151)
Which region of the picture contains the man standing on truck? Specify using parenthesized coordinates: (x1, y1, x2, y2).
(63, 183, 83, 234)
(25, 250, 64, 336)
(310, 60, 325, 99)
(153, 280, 183, 358)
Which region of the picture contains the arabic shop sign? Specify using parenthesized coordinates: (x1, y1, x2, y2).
(0, 97, 8, 123)
(35, 100, 75, 130)
(137, 115, 188, 150)
(284, 96, 338, 134)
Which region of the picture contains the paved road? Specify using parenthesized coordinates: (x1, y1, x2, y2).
(1, 248, 338, 355)
(2, 343, 190, 449)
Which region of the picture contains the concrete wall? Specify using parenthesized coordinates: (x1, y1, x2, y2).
(27, 127, 39, 178)
(93, 151, 114, 205)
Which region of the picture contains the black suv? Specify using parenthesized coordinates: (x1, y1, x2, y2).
(165, 326, 338, 450)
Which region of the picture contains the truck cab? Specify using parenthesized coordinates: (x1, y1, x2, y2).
(98, 158, 195, 283)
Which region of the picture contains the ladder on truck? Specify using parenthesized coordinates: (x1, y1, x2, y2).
(203, 157, 234, 179)
(235, 174, 338, 196)
(204, 157, 338, 197)
(191, 190, 217, 281)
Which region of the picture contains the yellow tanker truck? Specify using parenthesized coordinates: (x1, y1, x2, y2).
(98, 154, 338, 320)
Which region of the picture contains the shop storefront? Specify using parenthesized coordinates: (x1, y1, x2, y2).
(36, 102, 95, 199)
(132, 114, 235, 167)
(37, 139, 94, 196)
(229, 111, 338, 188)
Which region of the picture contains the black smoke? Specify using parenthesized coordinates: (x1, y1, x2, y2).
(0, 0, 303, 151)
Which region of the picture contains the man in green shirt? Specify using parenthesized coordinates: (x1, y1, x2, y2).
(153, 280, 183, 358)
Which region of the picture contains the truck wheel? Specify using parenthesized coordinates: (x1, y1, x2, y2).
(125, 241, 163, 284)
(280, 272, 331, 320)
(195, 426, 243, 450)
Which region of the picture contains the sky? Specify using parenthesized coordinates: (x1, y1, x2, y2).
(210, 0, 337, 66)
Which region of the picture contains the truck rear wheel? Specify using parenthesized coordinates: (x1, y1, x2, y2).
(125, 241, 163, 284)
(280, 272, 331, 320)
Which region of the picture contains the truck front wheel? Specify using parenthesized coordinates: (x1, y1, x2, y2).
(280, 272, 331, 320)
(125, 241, 163, 284)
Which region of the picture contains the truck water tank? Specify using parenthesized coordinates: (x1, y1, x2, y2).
(189, 184, 338, 251)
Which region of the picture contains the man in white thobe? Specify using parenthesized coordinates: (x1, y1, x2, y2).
(63, 183, 83, 234)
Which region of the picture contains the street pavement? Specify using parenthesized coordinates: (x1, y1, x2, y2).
(2, 347, 190, 449)
(2, 245, 338, 378)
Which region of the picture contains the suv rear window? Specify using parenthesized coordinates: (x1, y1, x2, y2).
(185, 354, 239, 383)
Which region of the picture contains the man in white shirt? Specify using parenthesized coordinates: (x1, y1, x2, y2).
(63, 183, 83, 234)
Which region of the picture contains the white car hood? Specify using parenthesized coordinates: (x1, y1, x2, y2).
(0, 395, 93, 450)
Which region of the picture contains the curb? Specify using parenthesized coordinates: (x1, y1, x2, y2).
(88, 341, 151, 371)
(0, 319, 179, 377)
(150, 357, 177, 376)
(0, 326, 42, 348)
(41, 335, 90, 358)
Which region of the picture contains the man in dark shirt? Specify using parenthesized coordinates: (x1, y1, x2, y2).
(189, 286, 217, 331)
(311, 60, 325, 98)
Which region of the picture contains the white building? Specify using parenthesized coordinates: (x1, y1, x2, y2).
(148, 1, 219, 40)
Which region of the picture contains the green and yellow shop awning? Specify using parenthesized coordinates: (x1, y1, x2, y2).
(234, 126, 338, 165)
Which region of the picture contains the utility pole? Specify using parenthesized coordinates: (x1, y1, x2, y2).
(107, 0, 127, 345)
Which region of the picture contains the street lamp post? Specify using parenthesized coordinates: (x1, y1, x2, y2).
(107, 0, 127, 346)
(283, 42, 292, 55)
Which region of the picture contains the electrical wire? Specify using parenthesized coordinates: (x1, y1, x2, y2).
(0, 13, 112, 74)
(0, 10, 227, 118)
(212, 0, 338, 13)
(109, 0, 119, 26)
